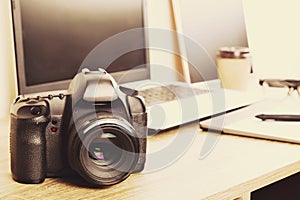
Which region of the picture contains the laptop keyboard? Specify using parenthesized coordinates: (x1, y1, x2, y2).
(138, 85, 209, 106)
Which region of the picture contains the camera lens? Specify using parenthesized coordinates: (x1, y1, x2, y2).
(88, 134, 123, 166)
(68, 118, 139, 186)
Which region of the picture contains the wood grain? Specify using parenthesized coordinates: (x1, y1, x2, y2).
(1, 119, 300, 199)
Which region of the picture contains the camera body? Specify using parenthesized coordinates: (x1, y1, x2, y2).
(10, 69, 147, 186)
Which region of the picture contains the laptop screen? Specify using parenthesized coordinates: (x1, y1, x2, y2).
(177, 0, 248, 83)
(11, 0, 149, 94)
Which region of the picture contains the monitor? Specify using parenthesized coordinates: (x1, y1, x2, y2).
(11, 0, 149, 95)
(176, 0, 248, 82)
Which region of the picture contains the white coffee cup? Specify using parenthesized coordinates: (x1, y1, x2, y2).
(217, 47, 252, 91)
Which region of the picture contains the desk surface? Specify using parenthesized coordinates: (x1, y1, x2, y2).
(1, 119, 300, 200)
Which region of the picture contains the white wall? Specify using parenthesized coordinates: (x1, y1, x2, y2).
(0, 0, 17, 121)
(243, 0, 300, 79)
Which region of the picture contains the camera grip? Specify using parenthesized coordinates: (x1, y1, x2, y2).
(10, 117, 47, 183)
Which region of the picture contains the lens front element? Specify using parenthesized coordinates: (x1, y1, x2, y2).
(68, 118, 139, 186)
(88, 133, 123, 167)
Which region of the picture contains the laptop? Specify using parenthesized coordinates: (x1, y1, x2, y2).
(11, 0, 257, 131)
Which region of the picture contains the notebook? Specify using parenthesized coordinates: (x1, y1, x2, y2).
(200, 97, 300, 144)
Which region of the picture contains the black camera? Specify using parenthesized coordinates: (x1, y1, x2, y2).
(10, 69, 147, 186)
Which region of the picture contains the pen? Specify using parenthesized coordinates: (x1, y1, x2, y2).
(255, 114, 300, 122)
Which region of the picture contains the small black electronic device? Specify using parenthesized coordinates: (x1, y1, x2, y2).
(10, 69, 147, 187)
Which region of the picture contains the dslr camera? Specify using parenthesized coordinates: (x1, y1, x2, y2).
(10, 69, 147, 186)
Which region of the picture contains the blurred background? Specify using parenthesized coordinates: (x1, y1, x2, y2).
(4, 0, 297, 122)
(0, 0, 248, 121)
(0, 0, 16, 121)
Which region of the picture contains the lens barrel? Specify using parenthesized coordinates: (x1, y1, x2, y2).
(68, 118, 139, 186)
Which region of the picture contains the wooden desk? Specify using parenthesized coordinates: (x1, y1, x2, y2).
(1, 119, 300, 200)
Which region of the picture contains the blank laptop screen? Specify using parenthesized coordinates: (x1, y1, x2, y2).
(12, 0, 148, 94)
(177, 0, 248, 82)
